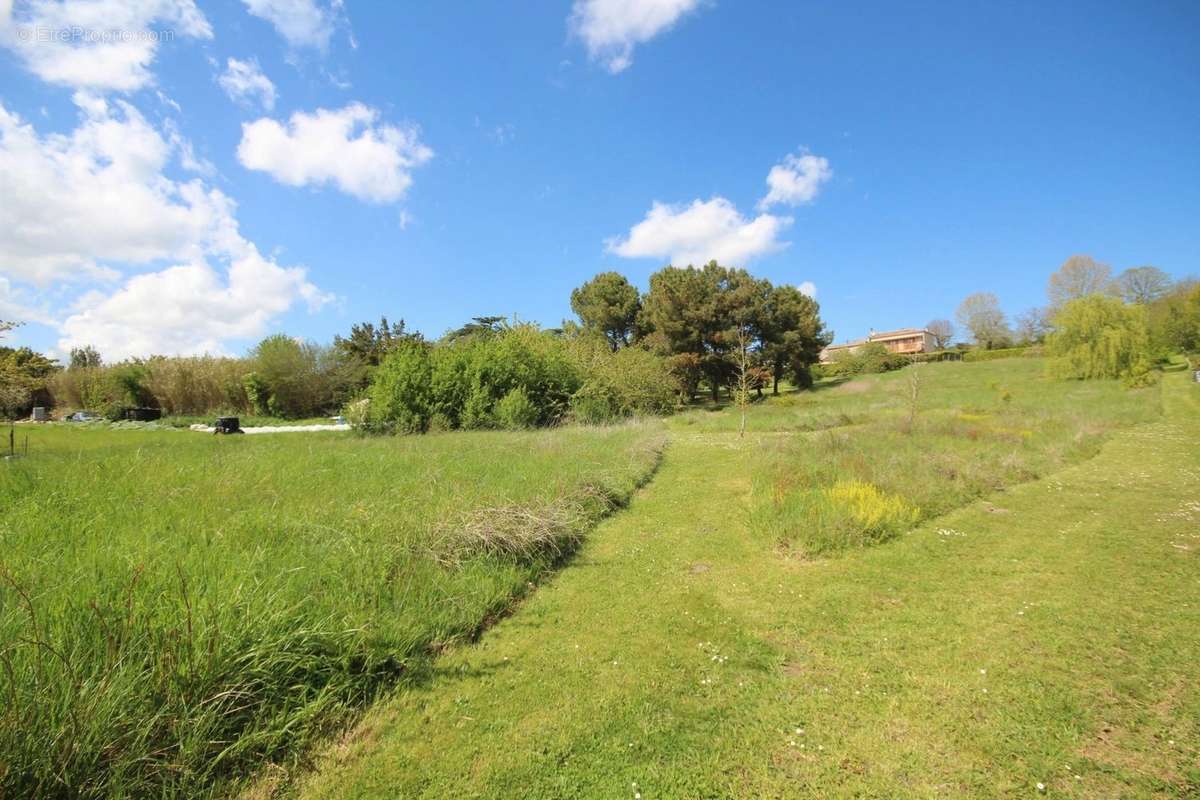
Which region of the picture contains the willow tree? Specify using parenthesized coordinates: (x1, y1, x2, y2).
(1047, 295, 1151, 382)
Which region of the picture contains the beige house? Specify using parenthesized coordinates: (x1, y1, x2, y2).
(820, 327, 937, 362)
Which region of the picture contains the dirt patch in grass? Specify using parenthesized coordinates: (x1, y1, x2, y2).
(1077, 677, 1196, 791)
(1077, 723, 1181, 788)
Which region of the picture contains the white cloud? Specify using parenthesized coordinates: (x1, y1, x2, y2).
(242, 0, 331, 49)
(569, 0, 704, 73)
(58, 252, 327, 359)
(162, 117, 215, 176)
(758, 152, 832, 209)
(607, 197, 791, 266)
(218, 57, 277, 110)
(0, 98, 229, 284)
(1, 0, 212, 92)
(237, 103, 433, 203)
(798, 281, 816, 298)
(0, 99, 331, 357)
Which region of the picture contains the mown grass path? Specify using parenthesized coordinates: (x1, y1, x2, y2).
(296, 374, 1199, 798)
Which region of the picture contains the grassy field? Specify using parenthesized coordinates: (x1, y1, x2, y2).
(732, 360, 1161, 555)
(0, 422, 665, 797)
(5, 358, 1196, 798)
(292, 360, 1199, 798)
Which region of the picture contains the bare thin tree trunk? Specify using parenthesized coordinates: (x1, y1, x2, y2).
(736, 325, 750, 438)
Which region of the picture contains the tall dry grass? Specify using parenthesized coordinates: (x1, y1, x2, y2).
(142, 356, 251, 415)
(48, 356, 252, 416)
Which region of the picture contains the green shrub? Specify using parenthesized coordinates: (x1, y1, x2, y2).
(367, 338, 433, 433)
(242, 371, 269, 415)
(461, 385, 495, 429)
(494, 387, 539, 429)
(824, 342, 910, 377)
(0, 348, 57, 419)
(570, 384, 619, 424)
(249, 334, 348, 419)
(963, 346, 1028, 362)
(859, 342, 909, 373)
(366, 324, 584, 433)
(1148, 281, 1200, 356)
(567, 341, 677, 424)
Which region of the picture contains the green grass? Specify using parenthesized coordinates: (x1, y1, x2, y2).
(290, 360, 1199, 798)
(738, 360, 1161, 555)
(6, 359, 1197, 798)
(672, 358, 1156, 434)
(0, 421, 665, 798)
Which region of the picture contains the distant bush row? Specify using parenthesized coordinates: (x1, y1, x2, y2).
(813, 342, 911, 378)
(43, 335, 358, 421)
(365, 324, 677, 433)
(962, 345, 1032, 362)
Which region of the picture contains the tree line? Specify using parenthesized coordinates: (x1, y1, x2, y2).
(944, 256, 1198, 384)
(568, 263, 829, 399)
(363, 262, 830, 432)
(3, 255, 1196, 423)
(945, 259, 1193, 351)
(0, 262, 833, 426)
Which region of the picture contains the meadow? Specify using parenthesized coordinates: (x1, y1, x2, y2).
(718, 359, 1163, 555)
(3, 357, 1196, 798)
(296, 361, 1200, 799)
(0, 421, 665, 797)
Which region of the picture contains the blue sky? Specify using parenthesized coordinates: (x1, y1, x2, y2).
(1, 0, 1198, 359)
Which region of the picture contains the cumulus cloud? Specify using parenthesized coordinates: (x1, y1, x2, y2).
(0, 99, 230, 284)
(758, 151, 832, 209)
(0, 99, 330, 357)
(58, 252, 327, 359)
(218, 57, 277, 110)
(607, 197, 791, 266)
(0, 0, 212, 91)
(242, 0, 333, 49)
(569, 0, 705, 73)
(237, 103, 433, 203)
(798, 281, 816, 298)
